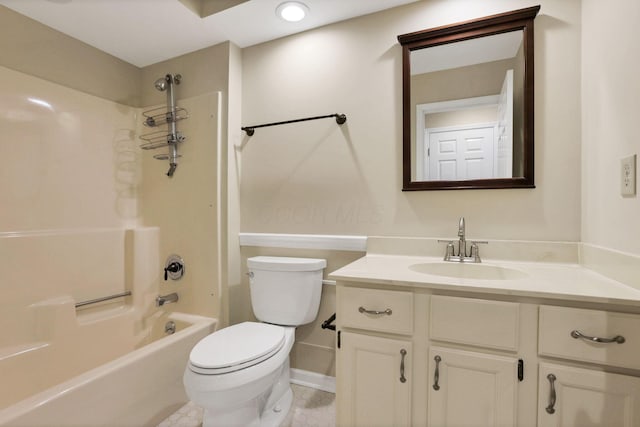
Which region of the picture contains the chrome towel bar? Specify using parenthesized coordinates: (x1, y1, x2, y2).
(75, 291, 132, 308)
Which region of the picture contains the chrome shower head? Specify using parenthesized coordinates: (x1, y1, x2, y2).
(154, 77, 167, 91)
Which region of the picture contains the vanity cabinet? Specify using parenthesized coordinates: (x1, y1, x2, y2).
(537, 305, 640, 426)
(336, 286, 415, 426)
(427, 295, 523, 427)
(537, 363, 640, 427)
(538, 305, 640, 370)
(335, 282, 640, 427)
(428, 346, 518, 426)
(337, 332, 412, 427)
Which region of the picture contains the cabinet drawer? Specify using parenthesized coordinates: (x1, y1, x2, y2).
(539, 305, 640, 370)
(430, 295, 520, 352)
(338, 286, 413, 335)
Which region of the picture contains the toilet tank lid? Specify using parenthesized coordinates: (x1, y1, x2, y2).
(247, 256, 326, 272)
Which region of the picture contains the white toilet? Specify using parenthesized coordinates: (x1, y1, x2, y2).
(183, 256, 327, 427)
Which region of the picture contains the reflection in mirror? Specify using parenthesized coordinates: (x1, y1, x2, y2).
(398, 6, 540, 190)
(412, 32, 523, 181)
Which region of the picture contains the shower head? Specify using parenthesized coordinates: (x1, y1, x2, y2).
(154, 77, 167, 91)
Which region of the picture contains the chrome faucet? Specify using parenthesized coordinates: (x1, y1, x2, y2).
(438, 217, 487, 263)
(457, 217, 466, 258)
(156, 292, 179, 307)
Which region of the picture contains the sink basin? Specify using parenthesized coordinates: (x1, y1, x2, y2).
(409, 262, 528, 280)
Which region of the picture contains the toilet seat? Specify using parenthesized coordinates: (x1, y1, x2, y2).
(188, 322, 285, 375)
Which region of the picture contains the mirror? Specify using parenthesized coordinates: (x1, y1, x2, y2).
(398, 6, 540, 190)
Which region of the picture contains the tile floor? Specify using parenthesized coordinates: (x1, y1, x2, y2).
(158, 384, 335, 427)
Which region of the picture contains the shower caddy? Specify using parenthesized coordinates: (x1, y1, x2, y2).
(139, 73, 188, 177)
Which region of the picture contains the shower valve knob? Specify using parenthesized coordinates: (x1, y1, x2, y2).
(164, 262, 182, 280)
(164, 255, 185, 281)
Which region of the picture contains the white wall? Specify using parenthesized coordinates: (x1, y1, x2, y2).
(581, 0, 640, 255)
(240, 0, 582, 242)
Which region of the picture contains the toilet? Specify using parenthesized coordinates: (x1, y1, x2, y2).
(183, 256, 327, 427)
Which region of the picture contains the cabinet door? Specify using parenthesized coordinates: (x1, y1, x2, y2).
(538, 363, 640, 427)
(428, 346, 518, 427)
(336, 332, 412, 427)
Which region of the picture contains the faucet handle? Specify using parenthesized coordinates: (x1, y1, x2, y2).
(438, 240, 455, 261)
(469, 241, 488, 262)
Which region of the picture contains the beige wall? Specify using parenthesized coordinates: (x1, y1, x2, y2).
(581, 0, 640, 255)
(240, 0, 582, 242)
(140, 43, 231, 107)
(425, 107, 499, 130)
(411, 58, 513, 105)
(237, 0, 582, 374)
(139, 43, 234, 320)
(226, 43, 244, 328)
(0, 6, 141, 106)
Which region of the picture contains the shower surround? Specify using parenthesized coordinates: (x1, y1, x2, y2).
(0, 63, 223, 423)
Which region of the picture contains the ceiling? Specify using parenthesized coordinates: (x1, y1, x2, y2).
(0, 0, 419, 68)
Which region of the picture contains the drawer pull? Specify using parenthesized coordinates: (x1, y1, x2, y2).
(399, 349, 407, 383)
(570, 330, 625, 344)
(358, 306, 392, 316)
(433, 355, 441, 391)
(545, 374, 556, 414)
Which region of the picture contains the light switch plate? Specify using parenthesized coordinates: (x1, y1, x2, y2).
(621, 154, 636, 196)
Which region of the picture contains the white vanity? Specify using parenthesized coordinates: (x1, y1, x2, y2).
(330, 241, 640, 427)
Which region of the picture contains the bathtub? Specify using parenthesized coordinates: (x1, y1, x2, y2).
(0, 311, 216, 427)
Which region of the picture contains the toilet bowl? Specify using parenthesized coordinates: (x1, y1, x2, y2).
(183, 256, 326, 427)
(184, 323, 295, 427)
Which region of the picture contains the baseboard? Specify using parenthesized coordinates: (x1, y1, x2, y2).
(290, 368, 336, 394)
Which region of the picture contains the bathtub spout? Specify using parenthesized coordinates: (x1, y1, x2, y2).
(156, 293, 179, 307)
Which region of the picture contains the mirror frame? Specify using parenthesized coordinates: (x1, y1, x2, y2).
(398, 6, 540, 191)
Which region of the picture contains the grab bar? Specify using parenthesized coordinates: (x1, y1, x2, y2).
(75, 291, 132, 308)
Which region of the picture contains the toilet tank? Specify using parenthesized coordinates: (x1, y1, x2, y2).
(247, 256, 326, 326)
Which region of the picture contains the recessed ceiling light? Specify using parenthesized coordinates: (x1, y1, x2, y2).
(276, 2, 309, 22)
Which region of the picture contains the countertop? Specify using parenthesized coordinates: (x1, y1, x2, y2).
(329, 254, 640, 307)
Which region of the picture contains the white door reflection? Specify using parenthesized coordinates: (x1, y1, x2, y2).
(416, 69, 514, 181)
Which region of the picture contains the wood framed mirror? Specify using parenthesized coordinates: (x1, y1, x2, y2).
(398, 6, 540, 191)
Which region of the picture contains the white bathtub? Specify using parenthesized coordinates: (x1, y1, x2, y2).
(0, 311, 216, 427)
